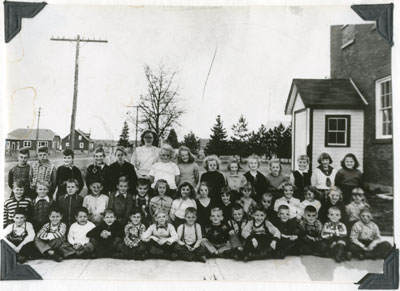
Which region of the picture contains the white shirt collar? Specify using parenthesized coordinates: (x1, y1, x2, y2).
(35, 196, 50, 203)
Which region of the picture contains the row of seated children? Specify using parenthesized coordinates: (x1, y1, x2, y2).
(4, 196, 391, 264)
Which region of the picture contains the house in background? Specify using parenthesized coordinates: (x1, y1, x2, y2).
(285, 23, 392, 191)
(6, 128, 61, 152)
(62, 129, 94, 151)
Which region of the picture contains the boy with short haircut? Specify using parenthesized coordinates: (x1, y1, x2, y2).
(274, 205, 301, 258)
(260, 192, 277, 224)
(8, 148, 32, 198)
(55, 149, 84, 201)
(109, 146, 138, 192)
(321, 206, 350, 262)
(86, 147, 111, 195)
(83, 179, 109, 225)
(298, 205, 325, 256)
(349, 208, 392, 260)
(109, 176, 134, 225)
(241, 205, 281, 261)
(3, 208, 37, 264)
(4, 180, 32, 227)
(201, 207, 231, 257)
(227, 203, 248, 260)
(30, 146, 57, 196)
(31, 181, 53, 231)
(57, 178, 83, 228)
(87, 208, 124, 258)
(35, 206, 75, 262)
(119, 208, 147, 260)
(133, 178, 151, 225)
(174, 207, 207, 262)
(67, 207, 96, 258)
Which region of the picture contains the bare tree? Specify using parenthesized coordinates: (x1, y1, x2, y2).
(135, 64, 186, 140)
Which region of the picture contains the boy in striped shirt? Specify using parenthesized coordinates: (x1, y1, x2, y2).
(4, 180, 32, 227)
(34, 206, 75, 262)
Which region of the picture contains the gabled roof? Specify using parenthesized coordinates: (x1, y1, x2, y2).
(62, 129, 92, 142)
(285, 78, 368, 115)
(7, 128, 59, 141)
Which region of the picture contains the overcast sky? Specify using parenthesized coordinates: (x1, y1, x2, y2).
(5, 5, 367, 140)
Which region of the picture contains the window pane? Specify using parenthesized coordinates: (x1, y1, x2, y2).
(389, 122, 393, 135)
(328, 132, 337, 144)
(328, 118, 337, 130)
(337, 118, 346, 130)
(337, 132, 345, 144)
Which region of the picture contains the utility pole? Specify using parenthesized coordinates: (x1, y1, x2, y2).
(35, 107, 41, 151)
(50, 35, 107, 150)
(126, 105, 140, 147)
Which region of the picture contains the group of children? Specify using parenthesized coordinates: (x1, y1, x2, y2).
(3, 145, 392, 264)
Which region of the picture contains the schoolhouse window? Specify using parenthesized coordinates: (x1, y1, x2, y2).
(376, 76, 392, 139)
(66, 142, 70, 147)
(23, 140, 32, 148)
(325, 115, 351, 147)
(78, 135, 82, 140)
(38, 141, 48, 147)
(79, 142, 84, 149)
(6, 141, 10, 149)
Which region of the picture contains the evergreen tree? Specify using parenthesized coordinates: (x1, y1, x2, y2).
(204, 115, 229, 156)
(118, 121, 130, 147)
(182, 131, 201, 155)
(273, 123, 288, 160)
(166, 128, 180, 148)
(231, 115, 251, 160)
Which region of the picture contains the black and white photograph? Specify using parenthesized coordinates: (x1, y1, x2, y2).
(1, 0, 398, 288)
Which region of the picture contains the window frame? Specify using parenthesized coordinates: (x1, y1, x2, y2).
(38, 141, 48, 148)
(375, 76, 392, 139)
(79, 142, 84, 149)
(23, 140, 32, 148)
(325, 115, 351, 147)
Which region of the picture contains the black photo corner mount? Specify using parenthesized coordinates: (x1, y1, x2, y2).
(0, 240, 42, 280)
(4, 1, 47, 43)
(351, 3, 394, 46)
(355, 247, 399, 289)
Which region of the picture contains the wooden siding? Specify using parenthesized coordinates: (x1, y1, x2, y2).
(312, 109, 364, 171)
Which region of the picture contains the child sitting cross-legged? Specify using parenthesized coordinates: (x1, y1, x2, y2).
(241, 205, 281, 261)
(35, 206, 75, 262)
(3, 208, 37, 264)
(227, 203, 249, 260)
(174, 207, 207, 262)
(298, 205, 326, 257)
(67, 207, 96, 258)
(141, 210, 178, 260)
(201, 207, 231, 258)
(119, 207, 148, 260)
(349, 207, 392, 260)
(86, 208, 124, 258)
(321, 206, 350, 263)
(274, 205, 301, 258)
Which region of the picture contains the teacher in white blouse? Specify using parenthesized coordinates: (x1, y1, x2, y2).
(131, 130, 160, 178)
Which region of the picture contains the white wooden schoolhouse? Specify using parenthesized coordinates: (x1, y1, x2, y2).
(285, 23, 392, 190)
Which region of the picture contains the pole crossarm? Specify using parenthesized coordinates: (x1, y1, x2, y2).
(50, 37, 108, 43)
